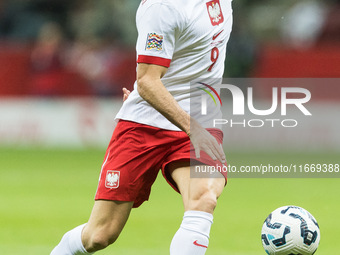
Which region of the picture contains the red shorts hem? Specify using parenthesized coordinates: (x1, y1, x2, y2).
(95, 120, 226, 208)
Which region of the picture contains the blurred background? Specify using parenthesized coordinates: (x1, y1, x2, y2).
(0, 0, 139, 97)
(0, 0, 339, 98)
(0, 0, 339, 147)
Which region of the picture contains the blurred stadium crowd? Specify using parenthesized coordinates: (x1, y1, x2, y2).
(0, 0, 339, 97)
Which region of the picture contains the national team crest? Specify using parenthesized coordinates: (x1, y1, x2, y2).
(206, 0, 224, 26)
(145, 33, 164, 51)
(105, 170, 120, 189)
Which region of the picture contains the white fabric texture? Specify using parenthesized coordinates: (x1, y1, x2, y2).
(170, 210, 214, 255)
(50, 224, 93, 255)
(116, 0, 233, 130)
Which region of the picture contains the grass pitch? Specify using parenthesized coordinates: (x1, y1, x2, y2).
(0, 148, 339, 254)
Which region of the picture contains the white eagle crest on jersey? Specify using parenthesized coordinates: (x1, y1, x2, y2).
(206, 0, 224, 26)
(209, 3, 221, 22)
(105, 170, 120, 189)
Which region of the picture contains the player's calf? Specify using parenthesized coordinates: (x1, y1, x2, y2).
(82, 200, 133, 253)
(169, 164, 226, 255)
(51, 200, 132, 255)
(82, 226, 119, 252)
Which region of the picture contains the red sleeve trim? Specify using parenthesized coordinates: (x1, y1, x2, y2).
(137, 55, 171, 67)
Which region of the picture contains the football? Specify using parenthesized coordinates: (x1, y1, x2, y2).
(261, 206, 320, 255)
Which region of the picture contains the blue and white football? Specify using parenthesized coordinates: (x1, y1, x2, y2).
(261, 206, 320, 255)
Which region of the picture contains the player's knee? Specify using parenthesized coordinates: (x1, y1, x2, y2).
(189, 188, 218, 213)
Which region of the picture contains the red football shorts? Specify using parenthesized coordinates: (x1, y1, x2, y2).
(95, 120, 226, 208)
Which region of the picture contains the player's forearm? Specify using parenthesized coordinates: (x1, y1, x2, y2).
(137, 77, 191, 135)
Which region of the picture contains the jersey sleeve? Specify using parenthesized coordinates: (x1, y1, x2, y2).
(136, 2, 183, 68)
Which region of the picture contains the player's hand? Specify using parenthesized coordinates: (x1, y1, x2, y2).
(189, 119, 226, 164)
(122, 88, 131, 101)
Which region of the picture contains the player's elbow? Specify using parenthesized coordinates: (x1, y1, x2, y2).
(137, 75, 153, 98)
(136, 63, 167, 98)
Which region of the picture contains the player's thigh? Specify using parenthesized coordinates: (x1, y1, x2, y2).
(83, 200, 133, 245)
(168, 161, 225, 213)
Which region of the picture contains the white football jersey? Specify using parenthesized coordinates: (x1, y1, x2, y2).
(116, 0, 233, 130)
